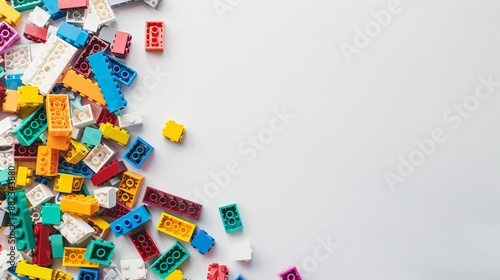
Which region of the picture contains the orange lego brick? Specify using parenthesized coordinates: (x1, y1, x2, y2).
(54, 173, 85, 193)
(47, 134, 71, 151)
(62, 69, 106, 106)
(36, 146, 59, 176)
(117, 171, 144, 207)
(63, 247, 99, 267)
(46, 94, 72, 137)
(3, 89, 19, 113)
(60, 194, 100, 216)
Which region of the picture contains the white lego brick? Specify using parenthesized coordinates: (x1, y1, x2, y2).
(0, 153, 14, 170)
(72, 127, 84, 140)
(89, 0, 115, 25)
(73, 104, 96, 128)
(3, 45, 31, 74)
(21, 34, 77, 95)
(26, 184, 54, 208)
(109, 0, 137, 7)
(46, 25, 58, 38)
(0, 135, 13, 148)
(0, 250, 22, 275)
(0, 117, 13, 136)
(120, 259, 147, 280)
(103, 262, 126, 280)
(30, 207, 41, 223)
(232, 243, 252, 262)
(54, 213, 94, 244)
(98, 25, 118, 44)
(83, 143, 115, 173)
(66, 8, 86, 25)
(0, 272, 19, 280)
(142, 0, 160, 9)
(118, 112, 143, 128)
(8, 115, 22, 130)
(28, 6, 50, 27)
(94, 186, 117, 208)
(28, 43, 45, 62)
(83, 7, 100, 34)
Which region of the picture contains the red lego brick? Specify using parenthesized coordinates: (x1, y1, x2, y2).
(142, 186, 202, 220)
(13, 142, 40, 161)
(73, 36, 109, 78)
(207, 263, 228, 280)
(101, 203, 131, 220)
(24, 23, 48, 43)
(145, 21, 164, 51)
(129, 227, 160, 261)
(58, 0, 88, 10)
(33, 222, 54, 266)
(96, 108, 118, 127)
(111, 31, 131, 58)
(90, 160, 127, 186)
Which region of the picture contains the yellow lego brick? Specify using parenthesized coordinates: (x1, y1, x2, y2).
(3, 90, 19, 113)
(0, 1, 20, 25)
(62, 70, 106, 106)
(18, 86, 43, 109)
(36, 146, 59, 176)
(54, 173, 84, 193)
(46, 94, 72, 137)
(52, 269, 73, 280)
(162, 120, 185, 142)
(165, 270, 183, 280)
(62, 139, 89, 164)
(16, 260, 53, 280)
(99, 122, 130, 146)
(117, 171, 144, 207)
(60, 194, 99, 216)
(16, 166, 32, 186)
(87, 215, 111, 239)
(156, 212, 196, 242)
(63, 247, 99, 267)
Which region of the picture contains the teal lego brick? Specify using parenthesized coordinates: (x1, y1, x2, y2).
(84, 239, 115, 265)
(81, 127, 103, 148)
(49, 234, 64, 258)
(41, 203, 61, 225)
(12, 0, 42, 12)
(0, 168, 12, 187)
(219, 203, 244, 233)
(12, 105, 48, 146)
(151, 242, 190, 279)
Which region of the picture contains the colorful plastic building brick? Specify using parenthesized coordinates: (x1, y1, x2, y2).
(62, 70, 106, 106)
(110, 205, 151, 237)
(18, 86, 42, 108)
(53, 269, 72, 280)
(87, 215, 111, 239)
(162, 120, 185, 142)
(156, 212, 196, 242)
(47, 133, 71, 151)
(207, 263, 228, 280)
(41, 203, 61, 225)
(219, 203, 243, 233)
(165, 270, 183, 280)
(62, 247, 99, 267)
(40, 0, 66, 19)
(11, 0, 42, 12)
(73, 36, 108, 77)
(46, 94, 72, 136)
(129, 227, 159, 261)
(278, 267, 302, 280)
(10, 190, 36, 251)
(99, 123, 129, 146)
(22, 34, 77, 95)
(3, 46, 32, 74)
(101, 203, 130, 220)
(151, 242, 190, 279)
(62, 139, 90, 164)
(121, 259, 146, 280)
(78, 269, 98, 280)
(96, 108, 118, 126)
(142, 186, 202, 220)
(28, 6, 50, 27)
(15, 166, 32, 186)
(106, 55, 137, 86)
(116, 171, 143, 207)
(145, 21, 164, 51)
(0, 168, 12, 188)
(82, 7, 98, 34)
(59, 0, 87, 10)
(26, 183, 54, 207)
(49, 234, 64, 258)
(94, 186, 117, 208)
(102, 262, 125, 280)
(54, 173, 84, 193)
(13, 142, 39, 160)
(0, 1, 21, 25)
(33, 222, 54, 266)
(66, 8, 86, 24)
(24, 23, 47, 43)
(2, 90, 18, 113)
(60, 194, 99, 216)
(111, 31, 131, 58)
(54, 213, 94, 244)
(89, 0, 115, 25)
(72, 104, 95, 128)
(81, 127, 102, 148)
(235, 275, 247, 280)
(118, 112, 143, 128)
(15, 260, 52, 280)
(36, 146, 59, 176)
(98, 25, 117, 44)
(0, 22, 20, 56)
(191, 230, 215, 255)
(0, 134, 13, 148)
(5, 74, 23, 90)
(123, 137, 152, 169)
(57, 21, 89, 47)
(12, 106, 47, 146)
(142, 0, 159, 9)
(85, 239, 115, 265)
(90, 160, 127, 186)
(232, 243, 252, 262)
(58, 156, 94, 178)
(83, 143, 115, 172)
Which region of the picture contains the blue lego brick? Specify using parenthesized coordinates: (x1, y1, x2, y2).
(81, 127, 102, 148)
(190, 230, 215, 255)
(84, 239, 115, 265)
(110, 205, 151, 237)
(12, 105, 48, 146)
(58, 156, 95, 178)
(235, 275, 247, 280)
(123, 137, 153, 169)
(151, 242, 190, 279)
(6, 74, 24, 90)
(49, 234, 64, 258)
(10, 190, 36, 251)
(57, 21, 90, 48)
(78, 268, 99, 280)
(0, 168, 12, 187)
(40, 0, 66, 20)
(107, 55, 137, 86)
(219, 203, 244, 233)
(87, 51, 126, 113)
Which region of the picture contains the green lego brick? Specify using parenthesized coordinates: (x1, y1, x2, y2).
(10, 190, 36, 251)
(151, 242, 189, 279)
(219, 203, 244, 233)
(84, 239, 115, 265)
(12, 105, 48, 146)
(12, 0, 42, 11)
(49, 234, 64, 258)
(41, 203, 61, 225)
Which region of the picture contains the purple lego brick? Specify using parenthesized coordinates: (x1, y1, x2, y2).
(0, 22, 20, 55)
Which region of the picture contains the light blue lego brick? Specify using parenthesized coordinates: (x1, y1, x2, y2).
(110, 205, 151, 237)
(12, 105, 48, 146)
(58, 156, 94, 178)
(81, 127, 102, 148)
(106, 55, 137, 86)
(78, 268, 99, 280)
(123, 137, 153, 169)
(40, 0, 66, 20)
(190, 230, 215, 255)
(6, 74, 24, 90)
(57, 21, 89, 48)
(86, 50, 111, 79)
(151, 242, 190, 279)
(235, 275, 247, 280)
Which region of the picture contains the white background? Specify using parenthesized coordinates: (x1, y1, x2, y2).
(2, 0, 500, 279)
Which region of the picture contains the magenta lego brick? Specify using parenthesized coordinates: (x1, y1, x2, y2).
(0, 22, 20, 55)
